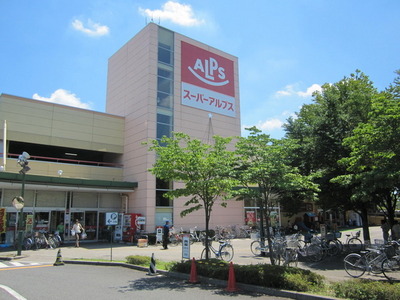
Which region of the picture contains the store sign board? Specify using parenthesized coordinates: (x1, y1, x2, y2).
(181, 41, 236, 117)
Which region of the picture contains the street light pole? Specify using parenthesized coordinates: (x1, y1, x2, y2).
(15, 152, 30, 256)
(17, 172, 26, 256)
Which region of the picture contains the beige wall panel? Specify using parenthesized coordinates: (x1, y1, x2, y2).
(7, 132, 52, 145)
(51, 120, 94, 135)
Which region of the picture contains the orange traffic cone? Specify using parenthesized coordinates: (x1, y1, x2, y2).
(225, 262, 238, 292)
(188, 257, 199, 283)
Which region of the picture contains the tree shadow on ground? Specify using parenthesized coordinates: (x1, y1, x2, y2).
(117, 274, 269, 297)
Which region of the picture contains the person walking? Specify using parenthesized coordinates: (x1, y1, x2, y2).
(56, 221, 65, 244)
(72, 219, 84, 248)
(381, 219, 390, 243)
(162, 221, 170, 250)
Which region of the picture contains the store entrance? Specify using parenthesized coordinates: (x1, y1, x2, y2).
(69, 211, 97, 241)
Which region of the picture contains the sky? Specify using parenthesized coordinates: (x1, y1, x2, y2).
(1, 0, 399, 139)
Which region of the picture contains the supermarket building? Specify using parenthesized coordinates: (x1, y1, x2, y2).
(0, 23, 244, 243)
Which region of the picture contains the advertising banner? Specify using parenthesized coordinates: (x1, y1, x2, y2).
(181, 41, 236, 117)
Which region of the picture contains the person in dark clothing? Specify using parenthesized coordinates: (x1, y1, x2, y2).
(163, 221, 170, 249)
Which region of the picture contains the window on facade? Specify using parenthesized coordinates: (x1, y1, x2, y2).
(157, 92, 172, 109)
(158, 27, 174, 66)
(156, 111, 173, 141)
(156, 190, 172, 207)
(157, 76, 172, 94)
(158, 46, 172, 65)
(156, 178, 171, 190)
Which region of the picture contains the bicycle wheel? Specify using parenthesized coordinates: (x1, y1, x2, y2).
(220, 244, 234, 262)
(327, 240, 341, 256)
(382, 257, 400, 282)
(344, 253, 366, 278)
(365, 251, 383, 274)
(201, 247, 212, 260)
(250, 240, 262, 256)
(335, 239, 344, 254)
(306, 244, 323, 262)
(348, 238, 363, 252)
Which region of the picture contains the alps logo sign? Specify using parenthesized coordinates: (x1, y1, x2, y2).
(181, 41, 236, 117)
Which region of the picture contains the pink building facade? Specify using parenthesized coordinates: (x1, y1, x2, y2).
(106, 23, 244, 232)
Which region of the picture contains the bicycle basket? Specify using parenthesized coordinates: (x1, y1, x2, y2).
(384, 244, 396, 258)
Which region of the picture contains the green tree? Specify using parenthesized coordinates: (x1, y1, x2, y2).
(335, 70, 400, 228)
(284, 70, 378, 241)
(233, 127, 318, 264)
(146, 132, 238, 259)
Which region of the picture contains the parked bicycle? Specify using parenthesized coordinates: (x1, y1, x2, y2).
(201, 239, 234, 261)
(342, 230, 363, 252)
(281, 235, 303, 267)
(381, 241, 400, 282)
(189, 226, 206, 244)
(169, 228, 184, 246)
(250, 232, 287, 265)
(343, 240, 398, 278)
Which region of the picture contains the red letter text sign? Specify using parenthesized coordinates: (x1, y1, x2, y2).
(181, 41, 236, 117)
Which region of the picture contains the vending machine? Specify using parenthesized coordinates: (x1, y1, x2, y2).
(122, 213, 142, 243)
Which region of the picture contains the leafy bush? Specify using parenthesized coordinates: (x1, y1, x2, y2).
(333, 279, 400, 300)
(170, 259, 325, 292)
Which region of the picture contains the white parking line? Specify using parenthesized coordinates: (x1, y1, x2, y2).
(0, 284, 27, 300)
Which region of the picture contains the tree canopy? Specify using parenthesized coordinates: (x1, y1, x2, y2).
(146, 132, 238, 258)
(233, 127, 318, 264)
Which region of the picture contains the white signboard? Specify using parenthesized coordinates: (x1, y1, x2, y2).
(182, 234, 190, 260)
(105, 212, 118, 225)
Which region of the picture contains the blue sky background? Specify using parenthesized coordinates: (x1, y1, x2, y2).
(1, 0, 399, 138)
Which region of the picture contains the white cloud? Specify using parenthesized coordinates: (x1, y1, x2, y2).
(139, 1, 204, 26)
(257, 118, 284, 131)
(72, 19, 110, 37)
(297, 84, 322, 97)
(275, 83, 322, 98)
(32, 89, 92, 109)
(242, 118, 284, 132)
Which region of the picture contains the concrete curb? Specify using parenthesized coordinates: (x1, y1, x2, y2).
(62, 260, 340, 300)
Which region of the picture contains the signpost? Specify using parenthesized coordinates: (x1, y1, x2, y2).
(105, 212, 118, 261)
(182, 234, 190, 260)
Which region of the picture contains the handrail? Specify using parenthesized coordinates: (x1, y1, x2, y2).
(2, 153, 123, 168)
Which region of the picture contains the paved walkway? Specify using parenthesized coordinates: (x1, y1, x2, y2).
(0, 226, 386, 283)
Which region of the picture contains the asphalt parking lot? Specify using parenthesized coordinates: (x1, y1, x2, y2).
(1, 226, 386, 283)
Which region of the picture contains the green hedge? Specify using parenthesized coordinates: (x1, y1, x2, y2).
(333, 279, 400, 300)
(170, 259, 325, 292)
